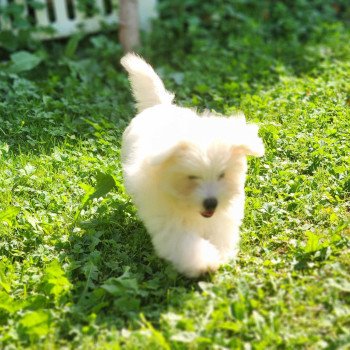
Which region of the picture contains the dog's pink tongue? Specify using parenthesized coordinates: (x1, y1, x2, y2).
(201, 210, 215, 218)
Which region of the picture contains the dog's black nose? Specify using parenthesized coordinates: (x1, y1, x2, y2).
(203, 197, 218, 211)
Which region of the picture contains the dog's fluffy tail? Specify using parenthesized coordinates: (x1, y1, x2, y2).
(120, 53, 174, 113)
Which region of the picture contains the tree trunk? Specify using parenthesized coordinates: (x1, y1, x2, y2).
(119, 0, 140, 52)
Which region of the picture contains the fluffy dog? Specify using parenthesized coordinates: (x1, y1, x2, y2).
(120, 53, 264, 277)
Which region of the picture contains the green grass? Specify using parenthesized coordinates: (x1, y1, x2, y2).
(0, 2, 350, 349)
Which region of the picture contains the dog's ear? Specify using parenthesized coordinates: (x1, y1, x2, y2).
(232, 124, 265, 157)
(148, 141, 189, 166)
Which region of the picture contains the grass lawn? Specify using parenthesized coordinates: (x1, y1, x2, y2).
(0, 2, 349, 349)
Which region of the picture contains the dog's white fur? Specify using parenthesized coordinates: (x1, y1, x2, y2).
(120, 53, 264, 277)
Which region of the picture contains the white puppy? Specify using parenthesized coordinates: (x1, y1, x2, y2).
(120, 53, 264, 278)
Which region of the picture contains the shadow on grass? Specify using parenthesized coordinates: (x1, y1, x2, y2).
(0, 57, 132, 157)
(59, 196, 206, 337)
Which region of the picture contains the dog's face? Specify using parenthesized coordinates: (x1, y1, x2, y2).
(158, 142, 245, 217)
(150, 118, 264, 218)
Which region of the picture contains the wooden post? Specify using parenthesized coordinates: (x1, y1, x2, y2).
(119, 0, 140, 52)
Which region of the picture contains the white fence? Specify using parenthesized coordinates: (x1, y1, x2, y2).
(0, 0, 157, 39)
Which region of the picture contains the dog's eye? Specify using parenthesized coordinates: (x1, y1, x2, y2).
(188, 175, 199, 180)
(218, 172, 225, 180)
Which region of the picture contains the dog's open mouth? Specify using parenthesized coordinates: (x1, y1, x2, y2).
(201, 210, 215, 218)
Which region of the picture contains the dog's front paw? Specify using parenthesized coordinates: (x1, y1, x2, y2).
(180, 239, 221, 278)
